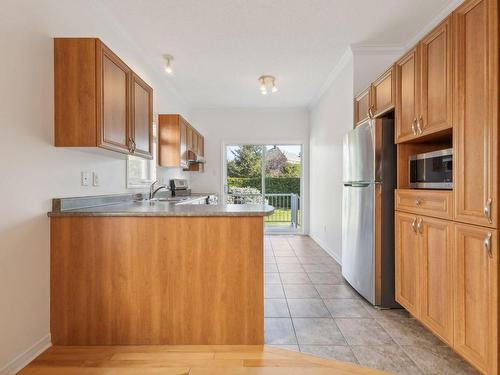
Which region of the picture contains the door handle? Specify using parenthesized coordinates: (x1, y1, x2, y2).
(417, 218, 423, 234)
(411, 217, 417, 233)
(484, 232, 493, 258)
(484, 198, 493, 224)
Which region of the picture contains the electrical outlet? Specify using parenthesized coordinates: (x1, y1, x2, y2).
(81, 171, 90, 186)
(92, 172, 99, 187)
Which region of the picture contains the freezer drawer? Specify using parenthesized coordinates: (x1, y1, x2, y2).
(341, 183, 375, 304)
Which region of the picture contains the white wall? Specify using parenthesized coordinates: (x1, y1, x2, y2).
(189, 108, 310, 233)
(308, 55, 354, 262)
(0, 1, 188, 372)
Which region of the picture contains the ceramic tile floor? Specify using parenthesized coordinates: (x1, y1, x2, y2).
(264, 235, 479, 375)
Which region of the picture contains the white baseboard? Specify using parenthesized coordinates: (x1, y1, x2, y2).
(309, 233, 342, 265)
(0, 334, 51, 375)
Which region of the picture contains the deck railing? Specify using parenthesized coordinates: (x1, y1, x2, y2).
(226, 193, 301, 228)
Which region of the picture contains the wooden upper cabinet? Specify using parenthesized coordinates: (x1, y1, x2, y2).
(453, 0, 498, 228)
(419, 216, 453, 345)
(354, 87, 371, 127)
(54, 38, 153, 159)
(395, 212, 420, 316)
(454, 224, 498, 374)
(130, 73, 153, 159)
(372, 66, 395, 117)
(158, 114, 204, 172)
(395, 47, 419, 143)
(100, 44, 130, 154)
(420, 17, 453, 136)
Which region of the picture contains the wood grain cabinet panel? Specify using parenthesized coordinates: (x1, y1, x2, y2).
(100, 45, 130, 153)
(419, 217, 454, 345)
(453, 224, 498, 374)
(395, 47, 419, 143)
(354, 87, 371, 127)
(54, 38, 153, 159)
(395, 189, 453, 220)
(372, 66, 395, 117)
(158, 114, 204, 172)
(420, 17, 453, 136)
(395, 212, 420, 316)
(51, 216, 264, 345)
(130, 73, 153, 158)
(453, 0, 498, 228)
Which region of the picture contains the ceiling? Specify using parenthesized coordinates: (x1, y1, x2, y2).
(99, 0, 454, 109)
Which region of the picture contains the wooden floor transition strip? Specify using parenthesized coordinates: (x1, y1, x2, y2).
(18, 345, 390, 375)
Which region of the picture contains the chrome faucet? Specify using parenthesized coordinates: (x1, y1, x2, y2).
(149, 180, 169, 200)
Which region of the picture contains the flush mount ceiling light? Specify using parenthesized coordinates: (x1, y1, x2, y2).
(163, 54, 174, 75)
(259, 75, 278, 95)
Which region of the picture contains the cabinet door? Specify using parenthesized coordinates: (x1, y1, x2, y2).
(354, 88, 371, 127)
(186, 125, 193, 151)
(180, 120, 188, 168)
(130, 73, 153, 159)
(454, 224, 497, 374)
(454, 0, 498, 228)
(420, 17, 453, 136)
(99, 44, 130, 153)
(192, 131, 199, 154)
(395, 212, 420, 316)
(395, 47, 419, 143)
(419, 217, 453, 344)
(372, 66, 395, 117)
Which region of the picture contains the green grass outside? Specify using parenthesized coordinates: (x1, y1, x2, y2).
(265, 208, 301, 227)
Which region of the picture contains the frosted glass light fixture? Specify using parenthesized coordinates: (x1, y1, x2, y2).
(259, 75, 278, 95)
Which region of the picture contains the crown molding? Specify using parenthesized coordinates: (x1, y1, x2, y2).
(403, 0, 463, 49)
(350, 43, 405, 55)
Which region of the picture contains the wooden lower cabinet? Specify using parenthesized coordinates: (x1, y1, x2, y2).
(396, 212, 499, 374)
(454, 224, 498, 374)
(419, 216, 454, 345)
(395, 212, 420, 316)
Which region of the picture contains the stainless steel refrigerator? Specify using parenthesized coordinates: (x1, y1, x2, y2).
(341, 118, 398, 308)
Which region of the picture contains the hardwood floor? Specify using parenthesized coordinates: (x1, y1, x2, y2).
(18, 345, 389, 374)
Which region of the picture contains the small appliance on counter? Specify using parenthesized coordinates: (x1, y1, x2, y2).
(409, 148, 453, 189)
(170, 178, 191, 196)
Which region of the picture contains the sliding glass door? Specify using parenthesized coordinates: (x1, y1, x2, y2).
(224, 144, 302, 233)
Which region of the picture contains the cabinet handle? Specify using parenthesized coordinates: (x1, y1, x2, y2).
(368, 106, 375, 119)
(415, 199, 422, 207)
(417, 218, 423, 234)
(484, 232, 493, 258)
(417, 116, 423, 134)
(484, 198, 493, 224)
(411, 119, 417, 135)
(132, 139, 136, 153)
(411, 217, 418, 233)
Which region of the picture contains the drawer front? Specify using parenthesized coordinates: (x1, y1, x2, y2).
(396, 189, 453, 219)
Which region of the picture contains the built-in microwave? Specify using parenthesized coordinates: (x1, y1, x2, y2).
(409, 148, 453, 189)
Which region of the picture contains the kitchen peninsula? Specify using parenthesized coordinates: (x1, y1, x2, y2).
(48, 194, 273, 346)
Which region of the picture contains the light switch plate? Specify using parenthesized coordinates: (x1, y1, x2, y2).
(81, 171, 90, 186)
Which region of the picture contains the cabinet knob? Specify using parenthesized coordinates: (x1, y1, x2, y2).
(484, 232, 493, 258)
(368, 106, 375, 119)
(417, 116, 423, 134)
(415, 199, 422, 207)
(411, 217, 418, 233)
(484, 198, 493, 224)
(411, 118, 417, 135)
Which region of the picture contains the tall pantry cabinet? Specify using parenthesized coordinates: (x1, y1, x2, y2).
(392, 0, 499, 373)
